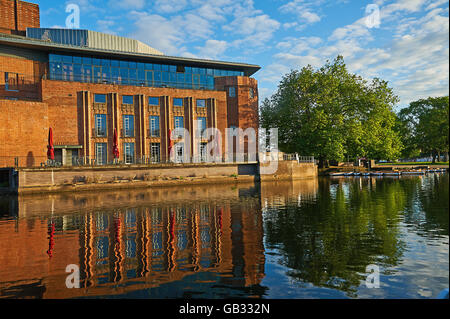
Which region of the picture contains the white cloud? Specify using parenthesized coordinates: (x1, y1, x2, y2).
(154, 0, 188, 13)
(299, 11, 321, 23)
(224, 14, 280, 48)
(108, 0, 145, 10)
(279, 0, 323, 25)
(129, 12, 184, 55)
(264, 0, 449, 106)
(194, 40, 229, 59)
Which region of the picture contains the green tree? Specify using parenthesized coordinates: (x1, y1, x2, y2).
(397, 96, 449, 162)
(260, 56, 402, 166)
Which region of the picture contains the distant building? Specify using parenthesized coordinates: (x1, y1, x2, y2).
(0, 0, 260, 167)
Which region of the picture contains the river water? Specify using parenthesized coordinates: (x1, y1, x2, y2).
(0, 173, 448, 299)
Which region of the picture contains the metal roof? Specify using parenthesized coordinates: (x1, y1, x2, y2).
(0, 32, 261, 76)
(26, 28, 164, 56)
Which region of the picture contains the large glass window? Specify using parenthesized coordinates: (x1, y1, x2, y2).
(94, 94, 106, 103)
(122, 95, 133, 104)
(124, 142, 135, 164)
(148, 96, 159, 106)
(196, 99, 206, 108)
(175, 144, 184, 163)
(95, 114, 107, 137)
(200, 142, 207, 162)
(198, 117, 207, 134)
(48, 54, 247, 91)
(229, 87, 236, 97)
(150, 116, 160, 137)
(123, 115, 134, 137)
(173, 98, 183, 107)
(95, 143, 107, 165)
(174, 116, 184, 130)
(150, 143, 160, 163)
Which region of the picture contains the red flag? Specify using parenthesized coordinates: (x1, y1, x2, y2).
(113, 128, 119, 159)
(47, 128, 54, 160)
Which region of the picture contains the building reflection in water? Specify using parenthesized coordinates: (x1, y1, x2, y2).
(0, 182, 275, 298)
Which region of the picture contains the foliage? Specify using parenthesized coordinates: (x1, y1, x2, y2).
(260, 56, 402, 163)
(397, 96, 449, 161)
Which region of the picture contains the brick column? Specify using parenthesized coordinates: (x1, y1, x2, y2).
(160, 96, 171, 162)
(184, 97, 194, 159)
(136, 94, 146, 159)
(110, 92, 120, 161)
(81, 90, 91, 161)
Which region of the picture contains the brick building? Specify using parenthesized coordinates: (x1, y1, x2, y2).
(0, 0, 260, 168)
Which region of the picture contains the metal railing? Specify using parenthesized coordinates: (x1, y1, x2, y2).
(0, 71, 41, 101)
(46, 73, 216, 91)
(282, 153, 315, 163)
(0, 153, 315, 169)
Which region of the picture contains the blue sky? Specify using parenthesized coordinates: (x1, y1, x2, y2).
(37, 0, 449, 109)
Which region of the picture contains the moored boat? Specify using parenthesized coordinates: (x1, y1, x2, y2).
(344, 172, 354, 176)
(370, 172, 384, 176)
(330, 172, 345, 177)
(384, 171, 401, 176)
(401, 170, 425, 175)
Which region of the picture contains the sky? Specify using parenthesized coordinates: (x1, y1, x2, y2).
(37, 0, 449, 109)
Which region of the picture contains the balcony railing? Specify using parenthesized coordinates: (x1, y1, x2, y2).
(0, 71, 41, 101)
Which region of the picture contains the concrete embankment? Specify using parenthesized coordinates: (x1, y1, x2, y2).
(1, 161, 318, 195)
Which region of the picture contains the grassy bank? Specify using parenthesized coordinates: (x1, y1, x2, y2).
(378, 162, 449, 166)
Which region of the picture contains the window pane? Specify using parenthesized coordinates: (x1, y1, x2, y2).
(173, 98, 183, 107)
(62, 55, 72, 63)
(95, 114, 107, 137)
(124, 143, 135, 164)
(94, 94, 107, 103)
(123, 115, 135, 137)
(198, 117, 207, 133)
(150, 143, 160, 163)
(122, 95, 133, 104)
(148, 96, 159, 105)
(95, 143, 107, 165)
(196, 99, 206, 107)
(150, 116, 160, 137)
(174, 116, 184, 129)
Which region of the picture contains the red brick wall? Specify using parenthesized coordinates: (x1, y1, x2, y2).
(40, 80, 229, 161)
(215, 76, 259, 131)
(0, 55, 46, 100)
(0, 99, 48, 167)
(0, 0, 40, 35)
(215, 76, 259, 154)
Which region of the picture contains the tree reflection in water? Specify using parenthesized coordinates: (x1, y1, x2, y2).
(262, 174, 449, 297)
